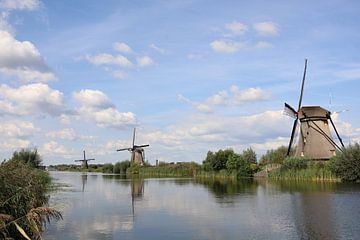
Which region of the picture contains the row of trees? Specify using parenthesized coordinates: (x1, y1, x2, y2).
(202, 148, 258, 177)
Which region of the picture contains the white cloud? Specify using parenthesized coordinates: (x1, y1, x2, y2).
(85, 53, 133, 68)
(0, 120, 36, 138)
(0, 30, 56, 82)
(149, 44, 168, 54)
(73, 89, 114, 109)
(0, 83, 65, 116)
(73, 89, 137, 129)
(39, 141, 75, 159)
(60, 114, 72, 124)
(230, 86, 271, 104)
(113, 42, 132, 53)
(178, 86, 271, 113)
(137, 56, 154, 67)
(0, 12, 13, 33)
(253, 22, 279, 36)
(112, 70, 127, 80)
(0, 138, 31, 151)
(0, 0, 40, 11)
(225, 21, 248, 35)
(187, 53, 204, 60)
(255, 41, 273, 49)
(210, 40, 245, 53)
(46, 128, 78, 141)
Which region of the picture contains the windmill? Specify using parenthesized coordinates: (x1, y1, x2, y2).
(117, 128, 149, 165)
(284, 59, 345, 160)
(74, 150, 95, 169)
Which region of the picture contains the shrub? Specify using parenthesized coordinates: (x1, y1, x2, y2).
(282, 156, 309, 170)
(242, 148, 257, 164)
(329, 143, 360, 182)
(259, 146, 288, 166)
(102, 163, 114, 173)
(114, 160, 131, 174)
(203, 149, 235, 172)
(10, 149, 42, 168)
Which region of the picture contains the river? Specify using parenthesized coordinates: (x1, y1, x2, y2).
(44, 171, 360, 240)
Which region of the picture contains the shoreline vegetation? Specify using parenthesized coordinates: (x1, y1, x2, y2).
(49, 143, 360, 183)
(0, 149, 61, 240)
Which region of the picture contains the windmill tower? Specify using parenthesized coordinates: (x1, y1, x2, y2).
(284, 59, 344, 160)
(117, 128, 149, 165)
(74, 150, 95, 169)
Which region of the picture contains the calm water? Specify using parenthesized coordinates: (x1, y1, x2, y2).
(44, 172, 360, 240)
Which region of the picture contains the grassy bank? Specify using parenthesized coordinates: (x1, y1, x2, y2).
(268, 167, 338, 181)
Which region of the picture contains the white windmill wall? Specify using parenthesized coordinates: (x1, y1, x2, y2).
(295, 106, 336, 160)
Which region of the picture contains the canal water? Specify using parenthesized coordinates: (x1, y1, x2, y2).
(44, 171, 360, 240)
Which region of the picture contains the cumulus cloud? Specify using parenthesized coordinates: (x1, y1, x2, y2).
(39, 141, 75, 159)
(178, 86, 271, 112)
(112, 70, 127, 80)
(255, 41, 273, 49)
(85, 53, 133, 68)
(73, 89, 137, 129)
(210, 40, 245, 53)
(0, 0, 40, 11)
(137, 56, 154, 67)
(0, 120, 36, 138)
(149, 44, 168, 54)
(73, 89, 114, 109)
(230, 86, 271, 104)
(253, 22, 279, 36)
(0, 138, 31, 151)
(46, 128, 77, 141)
(0, 83, 65, 116)
(0, 30, 56, 82)
(225, 21, 248, 35)
(113, 42, 132, 53)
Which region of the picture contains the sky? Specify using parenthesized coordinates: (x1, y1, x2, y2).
(0, 0, 359, 165)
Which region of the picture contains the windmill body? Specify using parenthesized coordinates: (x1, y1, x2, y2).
(117, 128, 149, 165)
(295, 106, 336, 159)
(285, 60, 344, 160)
(74, 150, 95, 169)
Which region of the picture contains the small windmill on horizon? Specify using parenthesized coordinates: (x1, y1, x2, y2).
(116, 128, 149, 165)
(74, 150, 95, 169)
(284, 59, 345, 160)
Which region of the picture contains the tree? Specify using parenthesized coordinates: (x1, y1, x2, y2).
(203, 149, 235, 171)
(242, 148, 257, 164)
(114, 160, 131, 174)
(259, 146, 288, 166)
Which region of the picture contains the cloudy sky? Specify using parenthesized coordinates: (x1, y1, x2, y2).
(0, 0, 359, 165)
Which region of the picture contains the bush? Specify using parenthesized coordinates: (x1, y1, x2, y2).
(329, 143, 360, 182)
(10, 148, 42, 168)
(102, 163, 114, 173)
(203, 149, 235, 172)
(282, 156, 309, 170)
(114, 160, 131, 174)
(242, 148, 257, 164)
(259, 146, 288, 166)
(0, 159, 61, 239)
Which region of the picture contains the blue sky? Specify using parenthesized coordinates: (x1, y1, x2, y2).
(0, 0, 359, 165)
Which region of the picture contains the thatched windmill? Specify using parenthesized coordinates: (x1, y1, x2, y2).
(117, 128, 149, 165)
(74, 150, 95, 169)
(284, 59, 344, 160)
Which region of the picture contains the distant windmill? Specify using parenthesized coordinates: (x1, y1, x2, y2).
(284, 59, 345, 160)
(117, 128, 149, 165)
(74, 150, 95, 169)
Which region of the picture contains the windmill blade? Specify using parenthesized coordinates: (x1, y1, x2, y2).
(86, 158, 95, 161)
(83, 150, 86, 160)
(297, 59, 308, 111)
(134, 144, 150, 148)
(132, 128, 136, 148)
(74, 159, 84, 162)
(117, 147, 132, 152)
(287, 118, 299, 156)
(284, 103, 297, 118)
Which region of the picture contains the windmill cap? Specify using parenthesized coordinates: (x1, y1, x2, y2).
(298, 106, 331, 119)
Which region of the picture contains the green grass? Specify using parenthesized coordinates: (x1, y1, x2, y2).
(269, 166, 339, 181)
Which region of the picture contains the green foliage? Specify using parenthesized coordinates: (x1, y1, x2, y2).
(329, 143, 360, 182)
(259, 146, 288, 166)
(137, 162, 201, 177)
(113, 160, 131, 174)
(203, 149, 235, 172)
(102, 163, 114, 173)
(281, 156, 310, 170)
(242, 148, 257, 164)
(10, 149, 42, 168)
(0, 158, 61, 239)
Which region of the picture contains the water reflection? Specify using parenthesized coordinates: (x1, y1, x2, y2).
(45, 172, 360, 240)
